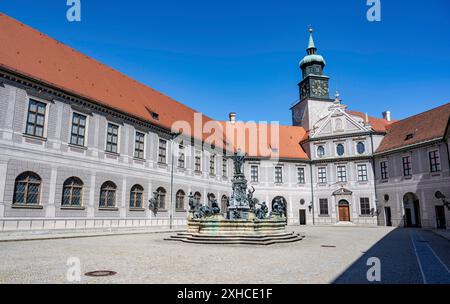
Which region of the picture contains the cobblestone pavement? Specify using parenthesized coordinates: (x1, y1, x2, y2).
(0, 226, 448, 284)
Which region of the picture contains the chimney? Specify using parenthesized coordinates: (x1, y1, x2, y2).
(229, 112, 236, 124)
(382, 111, 391, 122)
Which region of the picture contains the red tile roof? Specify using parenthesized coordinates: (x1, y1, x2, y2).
(346, 110, 394, 133)
(376, 102, 450, 153)
(0, 13, 309, 159)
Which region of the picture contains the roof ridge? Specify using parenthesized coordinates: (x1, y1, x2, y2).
(387, 101, 450, 126)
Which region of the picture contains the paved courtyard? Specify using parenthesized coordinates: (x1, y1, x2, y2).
(0, 226, 449, 284)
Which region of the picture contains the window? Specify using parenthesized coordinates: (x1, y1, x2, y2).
(13, 172, 41, 205)
(70, 113, 87, 146)
(360, 197, 371, 215)
(275, 166, 283, 184)
(402, 156, 412, 177)
(222, 157, 227, 177)
(176, 190, 185, 210)
(356, 142, 365, 154)
(129, 184, 144, 208)
(357, 164, 368, 181)
(156, 187, 166, 209)
(336, 144, 345, 156)
(195, 150, 202, 172)
(319, 199, 329, 215)
(194, 192, 202, 205)
(62, 177, 83, 207)
(297, 167, 305, 184)
(429, 150, 441, 173)
(106, 123, 119, 153)
(25, 99, 46, 137)
(178, 145, 185, 168)
(158, 139, 167, 163)
(380, 161, 388, 180)
(251, 165, 259, 183)
(134, 132, 145, 159)
(210, 154, 216, 175)
(317, 146, 325, 158)
(337, 166, 347, 182)
(99, 181, 117, 207)
(318, 167, 327, 184)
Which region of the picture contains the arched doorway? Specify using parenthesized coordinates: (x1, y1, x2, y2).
(271, 196, 287, 217)
(403, 193, 421, 227)
(338, 200, 350, 222)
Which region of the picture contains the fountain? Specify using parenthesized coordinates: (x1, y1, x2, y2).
(166, 150, 304, 245)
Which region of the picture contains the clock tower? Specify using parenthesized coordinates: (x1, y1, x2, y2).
(291, 27, 333, 128)
(298, 27, 330, 100)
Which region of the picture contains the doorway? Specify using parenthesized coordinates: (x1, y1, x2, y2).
(403, 193, 421, 228)
(299, 209, 306, 225)
(338, 200, 350, 222)
(384, 207, 392, 226)
(435, 206, 446, 229)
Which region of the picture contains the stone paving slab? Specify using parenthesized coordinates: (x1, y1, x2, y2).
(431, 229, 450, 241)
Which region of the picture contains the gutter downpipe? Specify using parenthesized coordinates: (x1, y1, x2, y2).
(370, 133, 380, 225)
(309, 160, 315, 225)
(169, 132, 181, 230)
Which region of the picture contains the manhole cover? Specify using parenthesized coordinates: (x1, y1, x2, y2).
(321, 245, 336, 248)
(85, 270, 117, 277)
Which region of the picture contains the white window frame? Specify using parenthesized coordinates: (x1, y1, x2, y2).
(68, 110, 89, 147)
(23, 96, 50, 139)
(133, 131, 146, 160)
(105, 122, 120, 154)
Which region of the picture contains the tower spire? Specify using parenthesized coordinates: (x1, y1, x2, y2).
(307, 26, 316, 54)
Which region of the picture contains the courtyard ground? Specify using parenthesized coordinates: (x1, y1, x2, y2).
(0, 226, 449, 284)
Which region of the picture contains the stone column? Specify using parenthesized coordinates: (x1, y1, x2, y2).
(0, 163, 7, 217)
(45, 167, 57, 218)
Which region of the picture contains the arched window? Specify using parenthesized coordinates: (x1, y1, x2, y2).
(156, 187, 166, 209)
(336, 144, 345, 156)
(176, 190, 185, 210)
(130, 184, 144, 208)
(13, 172, 41, 205)
(194, 192, 202, 205)
(317, 146, 325, 158)
(62, 177, 83, 207)
(221, 195, 228, 213)
(357, 142, 365, 154)
(99, 181, 117, 207)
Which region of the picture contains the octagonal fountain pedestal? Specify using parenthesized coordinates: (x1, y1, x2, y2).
(166, 214, 304, 245)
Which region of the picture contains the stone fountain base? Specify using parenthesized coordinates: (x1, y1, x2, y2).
(165, 214, 304, 245)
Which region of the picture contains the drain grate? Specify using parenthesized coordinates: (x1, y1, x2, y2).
(85, 270, 117, 277)
(321, 245, 336, 248)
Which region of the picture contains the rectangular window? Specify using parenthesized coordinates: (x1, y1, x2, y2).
(297, 167, 305, 184)
(337, 166, 347, 182)
(195, 150, 202, 172)
(319, 199, 329, 215)
(106, 123, 119, 153)
(380, 161, 388, 180)
(402, 156, 412, 177)
(251, 165, 259, 183)
(178, 145, 185, 168)
(70, 113, 87, 146)
(275, 166, 283, 184)
(134, 132, 145, 159)
(318, 167, 327, 184)
(25, 99, 46, 137)
(210, 154, 216, 175)
(158, 139, 167, 163)
(357, 164, 368, 181)
(360, 197, 371, 215)
(429, 150, 441, 173)
(222, 157, 227, 177)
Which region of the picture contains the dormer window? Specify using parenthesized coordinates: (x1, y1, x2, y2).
(405, 133, 414, 141)
(317, 146, 325, 158)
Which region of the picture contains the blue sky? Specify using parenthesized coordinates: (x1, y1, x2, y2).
(1, 0, 450, 124)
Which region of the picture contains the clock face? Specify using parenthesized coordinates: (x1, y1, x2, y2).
(311, 79, 328, 97)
